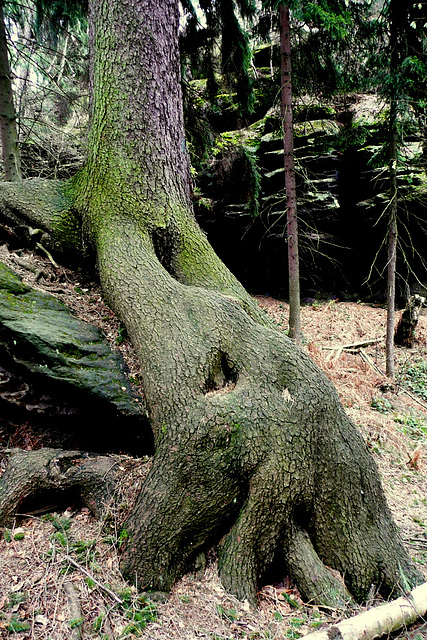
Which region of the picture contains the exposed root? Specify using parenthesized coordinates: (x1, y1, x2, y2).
(63, 581, 83, 640)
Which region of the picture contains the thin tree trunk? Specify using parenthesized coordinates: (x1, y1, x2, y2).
(385, 2, 400, 379)
(386, 117, 397, 378)
(0, 2, 21, 181)
(279, 4, 300, 343)
(14, 15, 33, 135)
(55, 34, 69, 84)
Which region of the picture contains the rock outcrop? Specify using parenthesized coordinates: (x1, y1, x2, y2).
(0, 262, 151, 453)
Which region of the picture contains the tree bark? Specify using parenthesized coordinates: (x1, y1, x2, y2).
(385, 0, 404, 379)
(0, 177, 82, 258)
(0, 2, 22, 181)
(0, 449, 131, 526)
(280, 4, 301, 344)
(386, 101, 398, 379)
(0, 0, 423, 610)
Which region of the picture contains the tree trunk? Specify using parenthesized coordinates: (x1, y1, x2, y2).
(0, 0, 423, 610)
(385, 0, 400, 380)
(280, 4, 301, 343)
(0, 2, 22, 181)
(386, 91, 398, 378)
(385, 164, 397, 378)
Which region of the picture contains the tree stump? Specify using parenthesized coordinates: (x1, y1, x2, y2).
(394, 294, 426, 347)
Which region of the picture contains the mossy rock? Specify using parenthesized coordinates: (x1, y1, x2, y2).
(0, 262, 144, 419)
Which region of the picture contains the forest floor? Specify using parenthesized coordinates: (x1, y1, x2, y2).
(0, 246, 426, 640)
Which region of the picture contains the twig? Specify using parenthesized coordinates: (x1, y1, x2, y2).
(36, 242, 58, 268)
(62, 554, 123, 605)
(355, 349, 427, 409)
(404, 537, 427, 549)
(333, 346, 343, 361)
(322, 341, 427, 411)
(359, 348, 384, 376)
(322, 337, 383, 350)
(400, 387, 427, 411)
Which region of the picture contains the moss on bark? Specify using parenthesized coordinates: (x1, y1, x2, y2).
(0, 178, 82, 257)
(0, 0, 423, 610)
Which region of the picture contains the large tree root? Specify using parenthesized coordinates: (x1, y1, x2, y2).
(0, 448, 149, 527)
(0, 178, 82, 259)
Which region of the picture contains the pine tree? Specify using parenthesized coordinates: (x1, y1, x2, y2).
(376, 0, 427, 377)
(260, 0, 359, 340)
(0, 0, 423, 609)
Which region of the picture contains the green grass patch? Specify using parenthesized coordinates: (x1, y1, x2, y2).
(399, 359, 427, 402)
(394, 412, 427, 445)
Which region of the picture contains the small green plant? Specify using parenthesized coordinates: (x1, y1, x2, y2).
(14, 531, 25, 540)
(290, 617, 306, 628)
(371, 397, 393, 414)
(399, 360, 427, 401)
(334, 122, 369, 152)
(92, 613, 105, 632)
(394, 413, 427, 444)
(43, 513, 71, 531)
(7, 591, 27, 608)
(179, 594, 190, 603)
(52, 530, 68, 548)
(3, 529, 12, 542)
(116, 324, 129, 345)
(216, 604, 239, 622)
(117, 590, 157, 636)
(281, 592, 301, 608)
(118, 527, 130, 548)
(310, 610, 329, 629)
(7, 615, 30, 633)
(72, 539, 97, 558)
(118, 587, 134, 603)
(413, 517, 425, 528)
(70, 616, 84, 629)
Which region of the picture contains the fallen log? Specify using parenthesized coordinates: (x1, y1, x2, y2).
(303, 581, 427, 639)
